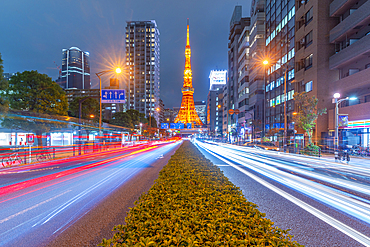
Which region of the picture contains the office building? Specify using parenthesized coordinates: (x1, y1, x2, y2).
(264, 0, 296, 144)
(207, 70, 227, 136)
(194, 100, 207, 126)
(3, 73, 15, 81)
(59, 47, 90, 89)
(163, 108, 177, 123)
(125, 20, 160, 126)
(237, 25, 251, 140)
(246, 0, 266, 140)
(227, 6, 250, 138)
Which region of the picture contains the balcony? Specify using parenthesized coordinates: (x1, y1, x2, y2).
(330, 0, 359, 17)
(329, 0, 370, 43)
(328, 67, 370, 97)
(329, 33, 370, 69)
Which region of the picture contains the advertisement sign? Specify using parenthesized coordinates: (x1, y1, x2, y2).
(101, 89, 125, 103)
(338, 115, 348, 128)
(209, 70, 227, 89)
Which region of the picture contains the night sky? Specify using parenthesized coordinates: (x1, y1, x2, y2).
(0, 0, 250, 108)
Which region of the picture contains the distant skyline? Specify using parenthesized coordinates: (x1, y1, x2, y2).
(0, 0, 251, 108)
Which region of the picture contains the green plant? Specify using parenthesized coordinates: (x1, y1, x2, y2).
(100, 141, 303, 247)
(293, 92, 326, 145)
(301, 144, 321, 157)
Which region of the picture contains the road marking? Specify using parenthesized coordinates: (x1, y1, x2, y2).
(214, 164, 229, 166)
(0, 190, 70, 224)
(197, 142, 370, 247)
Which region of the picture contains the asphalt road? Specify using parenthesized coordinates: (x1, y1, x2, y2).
(194, 140, 370, 247)
(0, 141, 181, 247)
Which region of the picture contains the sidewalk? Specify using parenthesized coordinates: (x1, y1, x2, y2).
(319, 153, 370, 166)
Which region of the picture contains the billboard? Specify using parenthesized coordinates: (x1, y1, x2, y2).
(209, 70, 227, 89)
(338, 115, 348, 128)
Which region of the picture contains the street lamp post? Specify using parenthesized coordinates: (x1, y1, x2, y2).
(96, 68, 122, 133)
(333, 93, 357, 160)
(263, 60, 269, 138)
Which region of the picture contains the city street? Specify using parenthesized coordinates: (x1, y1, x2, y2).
(0, 141, 181, 247)
(194, 139, 370, 247)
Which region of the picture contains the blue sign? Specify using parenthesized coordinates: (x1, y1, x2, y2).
(101, 89, 125, 103)
(170, 123, 184, 129)
(161, 123, 169, 129)
(186, 123, 192, 129)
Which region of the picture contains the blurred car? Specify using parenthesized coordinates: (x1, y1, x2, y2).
(244, 141, 279, 151)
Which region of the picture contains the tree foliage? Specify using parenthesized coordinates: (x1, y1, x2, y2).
(126, 109, 147, 127)
(0, 53, 9, 114)
(293, 92, 326, 144)
(6, 70, 68, 116)
(110, 109, 147, 129)
(147, 116, 157, 128)
(69, 96, 99, 121)
(110, 112, 134, 128)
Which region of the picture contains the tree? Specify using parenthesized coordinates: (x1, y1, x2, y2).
(293, 92, 326, 145)
(69, 97, 99, 121)
(0, 53, 9, 114)
(147, 116, 157, 128)
(126, 109, 147, 127)
(6, 70, 68, 116)
(110, 112, 133, 128)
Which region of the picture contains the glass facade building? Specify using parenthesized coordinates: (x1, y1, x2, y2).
(59, 47, 90, 89)
(265, 0, 296, 138)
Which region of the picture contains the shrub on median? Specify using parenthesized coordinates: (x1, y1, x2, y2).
(100, 141, 303, 247)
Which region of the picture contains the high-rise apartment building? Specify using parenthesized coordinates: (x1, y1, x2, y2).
(326, 0, 370, 147)
(59, 47, 90, 89)
(125, 21, 160, 125)
(294, 0, 338, 144)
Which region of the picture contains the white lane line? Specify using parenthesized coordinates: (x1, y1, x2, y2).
(0, 190, 71, 224)
(214, 164, 229, 166)
(196, 141, 370, 247)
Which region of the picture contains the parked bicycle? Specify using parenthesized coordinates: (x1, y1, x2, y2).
(36, 151, 52, 162)
(1, 152, 24, 167)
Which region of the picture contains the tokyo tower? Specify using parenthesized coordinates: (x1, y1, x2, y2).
(174, 20, 203, 126)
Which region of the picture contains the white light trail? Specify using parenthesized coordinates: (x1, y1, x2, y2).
(195, 140, 370, 246)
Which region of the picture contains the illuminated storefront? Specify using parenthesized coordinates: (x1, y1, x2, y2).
(342, 119, 370, 148)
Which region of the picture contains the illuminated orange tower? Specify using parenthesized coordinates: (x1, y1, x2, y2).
(174, 20, 203, 126)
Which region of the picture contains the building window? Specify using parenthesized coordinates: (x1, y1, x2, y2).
(305, 54, 313, 70)
(305, 31, 313, 47)
(305, 8, 313, 25)
(305, 81, 313, 92)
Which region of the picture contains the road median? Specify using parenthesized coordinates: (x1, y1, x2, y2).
(100, 140, 303, 246)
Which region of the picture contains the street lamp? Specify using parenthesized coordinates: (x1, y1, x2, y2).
(333, 93, 357, 160)
(262, 59, 269, 138)
(96, 68, 122, 132)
